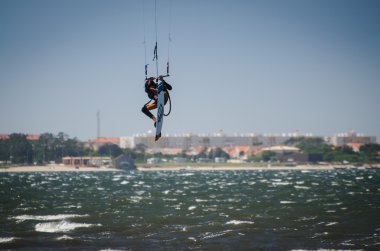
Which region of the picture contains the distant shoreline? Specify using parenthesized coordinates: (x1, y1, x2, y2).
(137, 163, 380, 171)
(1, 163, 379, 172)
(0, 165, 122, 173)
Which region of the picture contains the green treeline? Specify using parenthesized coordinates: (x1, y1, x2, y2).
(0, 133, 88, 165)
(284, 137, 380, 163)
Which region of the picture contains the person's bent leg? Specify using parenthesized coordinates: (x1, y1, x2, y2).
(141, 105, 154, 119)
(142, 103, 157, 123)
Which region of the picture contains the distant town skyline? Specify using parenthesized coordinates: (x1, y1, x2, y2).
(1, 129, 377, 143)
(1, 0, 379, 141)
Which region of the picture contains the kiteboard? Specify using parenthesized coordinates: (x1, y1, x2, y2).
(155, 81, 165, 141)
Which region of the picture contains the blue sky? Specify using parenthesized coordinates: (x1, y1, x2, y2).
(1, 0, 379, 141)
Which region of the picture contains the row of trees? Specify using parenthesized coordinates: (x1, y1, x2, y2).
(283, 137, 380, 163)
(0, 133, 88, 165)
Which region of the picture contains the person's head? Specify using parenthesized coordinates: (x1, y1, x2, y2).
(145, 77, 155, 85)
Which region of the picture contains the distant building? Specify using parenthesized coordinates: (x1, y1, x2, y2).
(113, 154, 136, 170)
(119, 133, 317, 149)
(0, 134, 40, 140)
(87, 137, 120, 151)
(146, 148, 183, 155)
(330, 131, 376, 146)
(215, 157, 227, 163)
(260, 146, 300, 154)
(173, 157, 188, 163)
(62, 156, 112, 167)
(26, 134, 40, 141)
(275, 153, 309, 163)
(147, 157, 161, 164)
(347, 143, 364, 152)
(0, 134, 9, 140)
(225, 146, 254, 159)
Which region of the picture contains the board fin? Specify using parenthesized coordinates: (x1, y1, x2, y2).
(155, 133, 161, 141)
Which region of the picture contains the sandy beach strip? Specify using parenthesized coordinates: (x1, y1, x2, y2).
(137, 164, 380, 171)
(136, 166, 333, 171)
(0, 165, 122, 172)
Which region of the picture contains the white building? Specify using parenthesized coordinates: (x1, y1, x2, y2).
(329, 131, 377, 146)
(119, 132, 317, 149)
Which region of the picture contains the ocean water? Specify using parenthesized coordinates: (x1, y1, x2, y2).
(1, 169, 380, 250)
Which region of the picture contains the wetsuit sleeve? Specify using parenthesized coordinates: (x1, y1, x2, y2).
(163, 81, 172, 90)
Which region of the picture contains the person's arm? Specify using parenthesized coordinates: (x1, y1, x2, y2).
(163, 81, 172, 90)
(149, 87, 158, 94)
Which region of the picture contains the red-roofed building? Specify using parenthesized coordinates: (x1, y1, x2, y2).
(0, 134, 10, 140)
(26, 134, 40, 141)
(0, 134, 40, 141)
(186, 146, 206, 156)
(225, 146, 253, 159)
(87, 137, 120, 150)
(347, 143, 364, 152)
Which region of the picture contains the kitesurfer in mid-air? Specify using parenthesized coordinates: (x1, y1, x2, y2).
(141, 75, 172, 126)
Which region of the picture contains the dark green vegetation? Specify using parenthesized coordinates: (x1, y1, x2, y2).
(288, 137, 380, 163)
(0, 133, 88, 165)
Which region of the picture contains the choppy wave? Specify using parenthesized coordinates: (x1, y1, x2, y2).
(1, 169, 379, 250)
(226, 220, 254, 225)
(11, 214, 89, 223)
(0, 237, 17, 243)
(280, 201, 296, 204)
(35, 220, 100, 233)
(56, 235, 74, 240)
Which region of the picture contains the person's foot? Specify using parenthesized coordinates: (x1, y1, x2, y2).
(152, 116, 157, 128)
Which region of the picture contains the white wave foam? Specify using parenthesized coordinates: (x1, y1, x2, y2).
(296, 216, 317, 222)
(61, 204, 82, 209)
(226, 220, 254, 225)
(120, 180, 129, 185)
(56, 235, 74, 240)
(195, 198, 208, 202)
(201, 230, 233, 240)
(280, 201, 296, 204)
(35, 220, 100, 233)
(100, 249, 125, 251)
(188, 237, 197, 242)
(294, 185, 310, 190)
(188, 206, 197, 211)
(130, 196, 143, 203)
(0, 237, 16, 243)
(135, 190, 146, 196)
(11, 214, 89, 223)
(273, 182, 292, 186)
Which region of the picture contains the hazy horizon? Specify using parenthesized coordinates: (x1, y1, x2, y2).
(1, 0, 379, 141)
